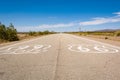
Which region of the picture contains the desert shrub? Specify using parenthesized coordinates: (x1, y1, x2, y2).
(0, 24, 7, 40)
(105, 36, 108, 40)
(6, 23, 19, 41)
(38, 31, 44, 35)
(28, 30, 55, 36)
(28, 31, 37, 36)
(114, 31, 120, 36)
(0, 23, 19, 41)
(43, 30, 49, 34)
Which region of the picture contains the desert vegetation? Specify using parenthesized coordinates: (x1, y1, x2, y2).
(68, 31, 120, 37)
(0, 22, 19, 42)
(114, 31, 120, 36)
(68, 30, 120, 41)
(28, 30, 56, 36)
(0, 22, 56, 44)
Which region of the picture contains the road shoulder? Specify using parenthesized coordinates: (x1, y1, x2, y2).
(80, 36, 120, 47)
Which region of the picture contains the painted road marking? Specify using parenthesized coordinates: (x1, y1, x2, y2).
(0, 37, 45, 50)
(71, 35, 120, 49)
(78, 46, 90, 52)
(0, 45, 52, 55)
(68, 44, 119, 53)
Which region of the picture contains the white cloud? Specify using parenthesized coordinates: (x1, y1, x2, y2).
(79, 12, 120, 26)
(38, 23, 75, 28)
(17, 23, 76, 32)
(17, 12, 120, 32)
(113, 12, 120, 16)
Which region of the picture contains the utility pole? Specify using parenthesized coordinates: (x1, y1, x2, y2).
(79, 27, 81, 32)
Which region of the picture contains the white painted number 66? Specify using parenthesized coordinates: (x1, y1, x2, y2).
(78, 46, 90, 52)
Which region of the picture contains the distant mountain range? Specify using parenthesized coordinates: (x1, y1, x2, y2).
(94, 29, 120, 32)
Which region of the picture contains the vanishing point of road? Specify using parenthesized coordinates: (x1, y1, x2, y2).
(0, 34, 120, 80)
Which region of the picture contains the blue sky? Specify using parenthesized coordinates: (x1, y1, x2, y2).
(0, 0, 120, 32)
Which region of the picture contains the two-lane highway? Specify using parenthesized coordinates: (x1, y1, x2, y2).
(0, 34, 120, 80)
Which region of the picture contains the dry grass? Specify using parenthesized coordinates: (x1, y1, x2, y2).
(69, 31, 120, 42)
(86, 35, 120, 41)
(17, 33, 40, 40)
(0, 39, 9, 44)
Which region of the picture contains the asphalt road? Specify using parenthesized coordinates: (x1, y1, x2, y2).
(0, 34, 120, 80)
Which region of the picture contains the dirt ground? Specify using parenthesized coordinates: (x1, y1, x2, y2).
(81, 35, 120, 47)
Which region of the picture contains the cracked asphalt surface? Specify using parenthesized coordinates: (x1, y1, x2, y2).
(0, 34, 120, 80)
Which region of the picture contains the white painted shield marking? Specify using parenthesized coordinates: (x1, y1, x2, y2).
(78, 46, 90, 52)
(94, 46, 108, 52)
(68, 44, 119, 53)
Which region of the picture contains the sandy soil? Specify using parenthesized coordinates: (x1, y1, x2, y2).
(81, 35, 120, 47)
